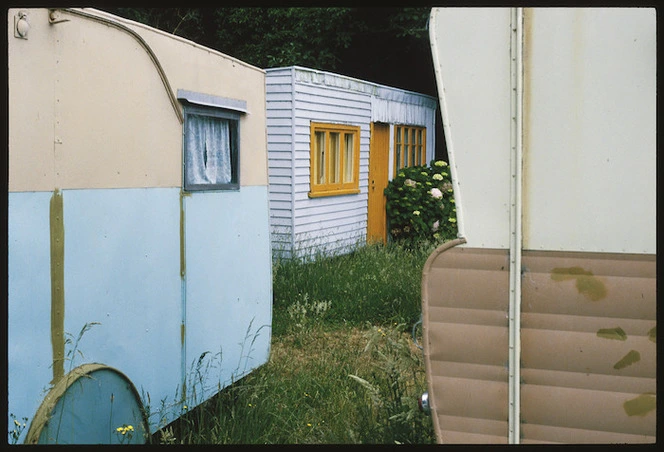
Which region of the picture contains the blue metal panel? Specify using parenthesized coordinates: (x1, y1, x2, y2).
(183, 186, 272, 407)
(8, 192, 54, 442)
(61, 188, 182, 430)
(8, 186, 273, 439)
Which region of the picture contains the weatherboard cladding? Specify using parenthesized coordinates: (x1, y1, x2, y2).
(266, 66, 437, 258)
(266, 68, 295, 255)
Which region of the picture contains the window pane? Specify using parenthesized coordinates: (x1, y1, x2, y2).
(411, 129, 417, 166)
(309, 123, 360, 196)
(315, 131, 326, 184)
(329, 132, 340, 183)
(343, 133, 354, 183)
(396, 144, 402, 171)
(185, 114, 232, 186)
(403, 128, 410, 167)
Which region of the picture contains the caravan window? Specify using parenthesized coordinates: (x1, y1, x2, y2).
(178, 90, 247, 191)
(183, 104, 240, 191)
(394, 125, 426, 176)
(309, 122, 361, 197)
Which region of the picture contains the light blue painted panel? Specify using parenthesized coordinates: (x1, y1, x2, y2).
(61, 188, 183, 431)
(7, 192, 55, 443)
(183, 186, 272, 406)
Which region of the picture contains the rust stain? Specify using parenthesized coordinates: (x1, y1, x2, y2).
(623, 393, 656, 417)
(596, 327, 627, 341)
(551, 266, 607, 300)
(647, 326, 656, 343)
(179, 190, 189, 279)
(613, 350, 640, 370)
(49, 189, 65, 384)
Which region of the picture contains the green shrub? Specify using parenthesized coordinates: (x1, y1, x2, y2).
(384, 160, 457, 246)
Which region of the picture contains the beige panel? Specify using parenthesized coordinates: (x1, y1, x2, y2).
(428, 306, 507, 328)
(521, 385, 656, 439)
(521, 424, 655, 444)
(522, 368, 654, 395)
(427, 323, 508, 367)
(520, 250, 656, 442)
(8, 8, 267, 192)
(54, 12, 182, 190)
(437, 416, 508, 444)
(133, 11, 268, 187)
(429, 360, 508, 384)
(432, 376, 508, 420)
(522, 251, 656, 319)
(422, 240, 510, 444)
(8, 9, 58, 192)
(521, 329, 655, 378)
(423, 244, 656, 444)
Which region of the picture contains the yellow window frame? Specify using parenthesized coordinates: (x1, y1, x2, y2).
(393, 125, 426, 177)
(309, 122, 361, 197)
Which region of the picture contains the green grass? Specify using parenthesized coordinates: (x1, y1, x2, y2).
(151, 241, 438, 444)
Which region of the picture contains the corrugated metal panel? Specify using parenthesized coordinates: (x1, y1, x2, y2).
(421, 241, 510, 443)
(422, 242, 656, 444)
(520, 250, 656, 443)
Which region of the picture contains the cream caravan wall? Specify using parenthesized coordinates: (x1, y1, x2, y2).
(429, 7, 656, 254)
(429, 8, 513, 249)
(8, 8, 267, 192)
(522, 8, 656, 254)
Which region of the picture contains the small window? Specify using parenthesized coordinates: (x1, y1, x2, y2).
(309, 122, 361, 197)
(178, 90, 246, 191)
(394, 125, 426, 176)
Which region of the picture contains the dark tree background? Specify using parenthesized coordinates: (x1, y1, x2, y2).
(102, 7, 446, 159)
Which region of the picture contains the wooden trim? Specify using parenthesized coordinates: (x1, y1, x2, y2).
(309, 122, 361, 197)
(393, 124, 427, 177)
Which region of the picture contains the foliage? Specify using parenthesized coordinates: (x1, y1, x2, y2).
(213, 8, 356, 70)
(8, 414, 28, 445)
(349, 323, 434, 444)
(100, 7, 435, 97)
(384, 160, 457, 247)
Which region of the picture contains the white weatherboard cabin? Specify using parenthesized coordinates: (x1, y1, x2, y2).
(265, 66, 438, 259)
(8, 8, 272, 443)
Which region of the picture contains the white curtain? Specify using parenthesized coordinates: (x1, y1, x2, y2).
(185, 114, 232, 186)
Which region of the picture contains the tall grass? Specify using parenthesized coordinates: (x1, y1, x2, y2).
(271, 241, 437, 335)
(150, 241, 438, 444)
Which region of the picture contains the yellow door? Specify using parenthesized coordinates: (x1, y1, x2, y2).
(367, 123, 390, 243)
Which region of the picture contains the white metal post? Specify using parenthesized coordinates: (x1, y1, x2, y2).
(508, 7, 524, 445)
